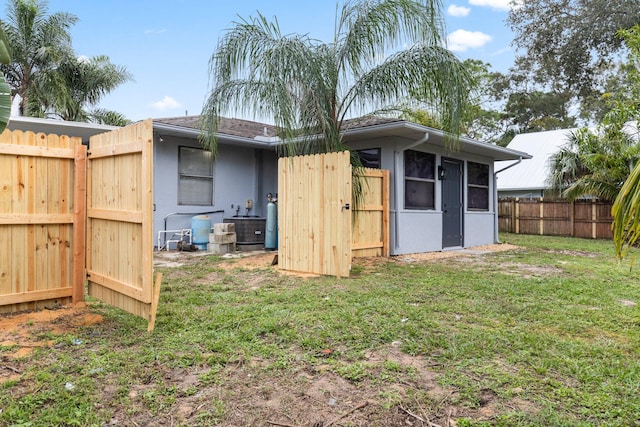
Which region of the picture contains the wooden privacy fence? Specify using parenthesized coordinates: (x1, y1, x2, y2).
(0, 130, 85, 314)
(278, 151, 389, 277)
(0, 122, 160, 331)
(498, 198, 613, 239)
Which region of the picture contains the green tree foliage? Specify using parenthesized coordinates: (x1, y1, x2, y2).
(0, 0, 76, 115)
(402, 59, 505, 143)
(508, 0, 639, 120)
(34, 54, 132, 122)
(0, 0, 130, 122)
(403, 60, 575, 146)
(0, 27, 11, 132)
(503, 90, 576, 133)
(602, 25, 640, 260)
(548, 127, 639, 202)
(201, 0, 471, 158)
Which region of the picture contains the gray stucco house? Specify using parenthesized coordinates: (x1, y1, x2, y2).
(6, 115, 530, 255)
(153, 116, 530, 255)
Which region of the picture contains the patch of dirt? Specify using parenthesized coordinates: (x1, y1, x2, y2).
(99, 344, 536, 427)
(395, 243, 519, 263)
(0, 303, 103, 384)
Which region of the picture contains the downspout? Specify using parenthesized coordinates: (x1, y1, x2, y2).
(493, 157, 523, 243)
(394, 132, 430, 251)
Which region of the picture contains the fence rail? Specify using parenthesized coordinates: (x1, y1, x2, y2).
(498, 198, 613, 239)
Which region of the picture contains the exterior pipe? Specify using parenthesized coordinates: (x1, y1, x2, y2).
(493, 157, 523, 243)
(394, 132, 430, 250)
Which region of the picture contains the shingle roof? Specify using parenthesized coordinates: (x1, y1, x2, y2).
(154, 116, 278, 139)
(154, 115, 407, 140)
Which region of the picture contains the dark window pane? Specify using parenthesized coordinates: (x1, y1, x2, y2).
(468, 187, 489, 210)
(356, 148, 381, 169)
(405, 150, 434, 179)
(468, 162, 489, 186)
(405, 180, 434, 209)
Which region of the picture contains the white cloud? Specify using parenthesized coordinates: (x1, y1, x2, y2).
(151, 96, 182, 111)
(447, 4, 471, 17)
(144, 28, 167, 35)
(468, 0, 519, 11)
(447, 29, 493, 52)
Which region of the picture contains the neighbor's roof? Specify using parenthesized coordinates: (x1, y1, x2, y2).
(495, 129, 577, 191)
(6, 116, 119, 143)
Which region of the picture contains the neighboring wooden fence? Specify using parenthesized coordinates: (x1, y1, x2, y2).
(278, 152, 389, 277)
(0, 130, 86, 313)
(498, 198, 613, 239)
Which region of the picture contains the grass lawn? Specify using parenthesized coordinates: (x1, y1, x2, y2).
(1, 233, 640, 426)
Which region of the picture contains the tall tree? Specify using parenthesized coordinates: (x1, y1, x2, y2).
(0, 0, 76, 116)
(603, 25, 640, 260)
(508, 0, 640, 120)
(547, 127, 639, 202)
(201, 0, 471, 157)
(34, 54, 132, 122)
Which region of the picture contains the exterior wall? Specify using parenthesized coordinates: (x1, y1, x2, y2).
(152, 134, 277, 248)
(349, 137, 498, 255)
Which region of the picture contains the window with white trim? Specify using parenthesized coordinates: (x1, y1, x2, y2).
(178, 146, 214, 206)
(467, 161, 489, 211)
(404, 150, 435, 210)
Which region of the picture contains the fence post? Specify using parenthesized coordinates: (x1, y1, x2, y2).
(515, 197, 520, 234)
(570, 200, 575, 237)
(592, 200, 597, 239)
(72, 143, 87, 304)
(539, 197, 544, 235)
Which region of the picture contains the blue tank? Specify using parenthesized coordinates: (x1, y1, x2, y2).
(265, 199, 278, 250)
(191, 215, 211, 250)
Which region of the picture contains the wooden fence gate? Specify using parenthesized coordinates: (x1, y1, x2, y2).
(0, 131, 85, 313)
(0, 121, 160, 330)
(86, 120, 161, 330)
(278, 151, 389, 277)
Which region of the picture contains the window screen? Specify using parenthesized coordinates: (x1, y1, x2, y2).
(404, 150, 435, 210)
(178, 146, 214, 205)
(467, 162, 489, 211)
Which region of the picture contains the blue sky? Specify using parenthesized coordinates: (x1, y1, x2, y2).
(40, 0, 516, 122)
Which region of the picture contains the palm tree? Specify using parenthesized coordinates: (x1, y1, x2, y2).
(200, 0, 470, 158)
(37, 54, 132, 122)
(0, 27, 12, 132)
(0, 0, 77, 116)
(547, 127, 639, 202)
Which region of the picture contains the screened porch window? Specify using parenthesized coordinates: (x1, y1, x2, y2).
(178, 146, 214, 205)
(356, 148, 381, 169)
(467, 161, 489, 211)
(404, 150, 435, 210)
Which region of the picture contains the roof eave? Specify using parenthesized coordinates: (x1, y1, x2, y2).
(152, 122, 276, 149)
